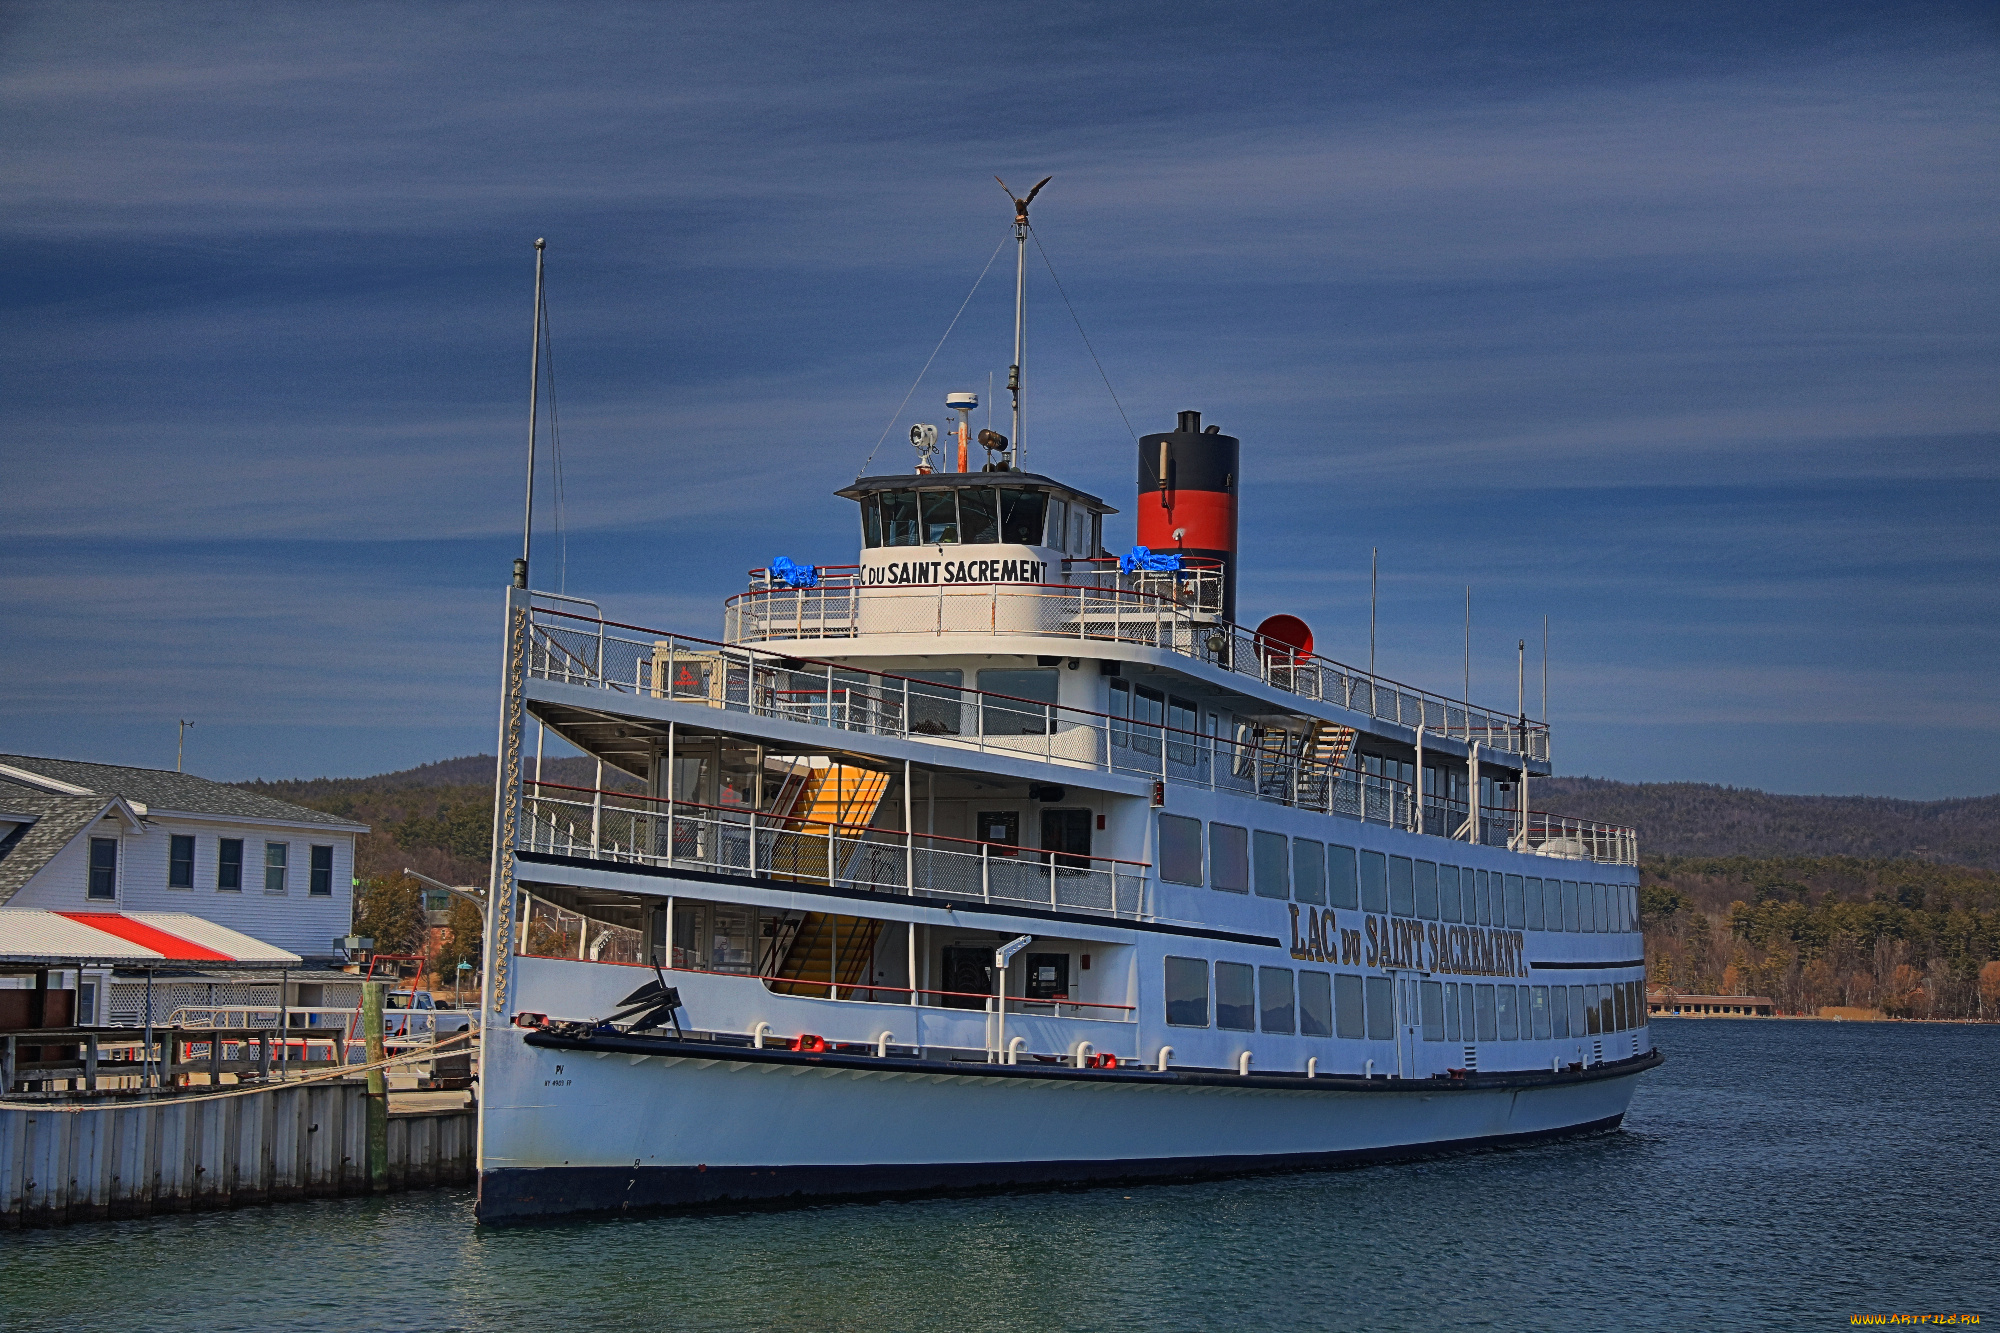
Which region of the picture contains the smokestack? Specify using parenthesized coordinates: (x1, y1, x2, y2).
(1138, 409, 1239, 622)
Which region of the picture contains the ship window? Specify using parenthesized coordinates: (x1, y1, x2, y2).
(1444, 983, 1461, 1042)
(1334, 973, 1365, 1038)
(1047, 498, 1069, 550)
(957, 487, 1000, 545)
(168, 835, 195, 889)
(88, 837, 118, 899)
(1328, 845, 1358, 910)
(1293, 839, 1326, 905)
(1166, 695, 1197, 766)
(1562, 880, 1580, 932)
(1090, 511, 1102, 556)
(1473, 869, 1491, 925)
(976, 668, 1056, 736)
(1496, 985, 1518, 1039)
(1421, 980, 1444, 1041)
(1299, 970, 1332, 1037)
(1531, 985, 1551, 1039)
(1259, 967, 1295, 1033)
(1209, 824, 1249, 894)
(1108, 679, 1130, 748)
(1436, 864, 1459, 922)
(861, 495, 883, 548)
(1164, 956, 1208, 1027)
(1551, 985, 1570, 1039)
(1252, 831, 1289, 900)
(1414, 861, 1438, 920)
(919, 490, 960, 544)
(1542, 878, 1562, 932)
(1364, 975, 1394, 1041)
(1388, 856, 1414, 916)
(1215, 961, 1255, 1030)
(1584, 985, 1602, 1034)
(1474, 984, 1497, 1041)
(1525, 877, 1544, 930)
(1159, 815, 1203, 886)
(1359, 850, 1388, 914)
(1503, 875, 1525, 928)
(1570, 985, 1589, 1036)
(1594, 883, 1609, 933)
(998, 488, 1047, 545)
(879, 490, 920, 546)
(1601, 985, 1617, 1034)
(1069, 504, 1088, 554)
(1129, 685, 1165, 759)
(1614, 983, 1629, 1031)
(902, 669, 963, 735)
(1636, 981, 1650, 1027)
(1458, 983, 1476, 1044)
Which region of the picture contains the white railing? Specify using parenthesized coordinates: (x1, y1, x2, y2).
(722, 574, 1549, 762)
(526, 607, 1632, 864)
(520, 784, 1154, 918)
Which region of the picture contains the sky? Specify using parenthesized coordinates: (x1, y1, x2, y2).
(1, 1, 1995, 798)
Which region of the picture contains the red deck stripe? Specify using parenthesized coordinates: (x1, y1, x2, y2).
(56, 912, 234, 962)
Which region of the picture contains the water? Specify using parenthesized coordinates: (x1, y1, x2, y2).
(4, 1021, 1994, 1332)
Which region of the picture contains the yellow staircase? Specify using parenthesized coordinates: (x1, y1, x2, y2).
(1300, 722, 1357, 772)
(764, 762, 893, 882)
(767, 913, 885, 1000)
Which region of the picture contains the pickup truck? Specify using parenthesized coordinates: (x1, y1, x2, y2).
(382, 989, 474, 1039)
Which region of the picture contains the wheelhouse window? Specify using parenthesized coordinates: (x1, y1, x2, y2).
(310, 845, 334, 896)
(919, 489, 960, 544)
(1158, 814, 1203, 886)
(1252, 831, 1288, 900)
(1299, 970, 1332, 1036)
(168, 834, 195, 889)
(878, 490, 920, 546)
(1164, 956, 1209, 1026)
(1208, 823, 1249, 894)
(1293, 839, 1326, 905)
(1258, 966, 1295, 1033)
(1214, 961, 1255, 1030)
(88, 837, 118, 899)
(264, 841, 288, 894)
(958, 487, 1000, 544)
(998, 488, 1047, 545)
(218, 838, 243, 891)
(861, 495, 883, 547)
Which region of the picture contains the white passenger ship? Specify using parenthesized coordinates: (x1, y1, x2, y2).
(474, 206, 1656, 1222)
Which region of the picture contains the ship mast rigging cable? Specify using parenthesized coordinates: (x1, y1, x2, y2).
(1031, 228, 1139, 444)
(858, 232, 1010, 477)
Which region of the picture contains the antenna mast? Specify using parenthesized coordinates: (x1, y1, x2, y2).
(997, 175, 1049, 470)
(515, 238, 546, 589)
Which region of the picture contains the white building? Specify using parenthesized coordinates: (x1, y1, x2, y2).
(0, 754, 367, 962)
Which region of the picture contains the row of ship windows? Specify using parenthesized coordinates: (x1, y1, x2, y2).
(860, 487, 1101, 556)
(1160, 958, 1648, 1042)
(1157, 816, 1636, 931)
(86, 835, 336, 900)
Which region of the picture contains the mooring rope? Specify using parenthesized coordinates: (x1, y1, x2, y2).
(0, 1029, 478, 1114)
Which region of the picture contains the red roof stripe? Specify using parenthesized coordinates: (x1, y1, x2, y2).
(56, 912, 234, 962)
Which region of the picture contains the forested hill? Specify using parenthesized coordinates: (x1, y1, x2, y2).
(1535, 778, 2000, 871)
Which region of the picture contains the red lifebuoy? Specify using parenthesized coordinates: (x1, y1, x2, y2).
(791, 1034, 826, 1053)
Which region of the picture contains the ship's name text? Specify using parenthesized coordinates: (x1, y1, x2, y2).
(1288, 906, 1527, 978)
(863, 558, 1049, 587)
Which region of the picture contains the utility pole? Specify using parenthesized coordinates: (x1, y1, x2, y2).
(177, 720, 194, 773)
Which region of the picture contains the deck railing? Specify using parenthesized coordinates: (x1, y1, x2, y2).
(526, 605, 1633, 864)
(723, 568, 1548, 762)
(520, 783, 1154, 918)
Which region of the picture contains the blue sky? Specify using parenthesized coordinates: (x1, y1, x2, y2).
(1, 2, 1994, 797)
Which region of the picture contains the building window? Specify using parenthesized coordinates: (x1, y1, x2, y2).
(1334, 973, 1366, 1039)
(1164, 956, 1209, 1027)
(1209, 824, 1249, 894)
(168, 834, 195, 889)
(1258, 966, 1295, 1033)
(88, 837, 118, 899)
(218, 838, 243, 891)
(1214, 961, 1255, 1030)
(1299, 970, 1332, 1037)
(1252, 831, 1289, 900)
(265, 842, 288, 894)
(1364, 975, 1395, 1041)
(1158, 815, 1204, 886)
(310, 845, 334, 896)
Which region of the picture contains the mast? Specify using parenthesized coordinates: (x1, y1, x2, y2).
(515, 238, 546, 589)
(997, 176, 1049, 469)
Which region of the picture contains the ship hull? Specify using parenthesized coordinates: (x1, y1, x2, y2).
(474, 1029, 1657, 1221)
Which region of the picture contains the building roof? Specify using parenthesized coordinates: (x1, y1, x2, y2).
(0, 910, 302, 968)
(0, 754, 366, 830)
(0, 789, 121, 905)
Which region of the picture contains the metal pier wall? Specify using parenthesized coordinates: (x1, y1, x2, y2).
(0, 1084, 473, 1228)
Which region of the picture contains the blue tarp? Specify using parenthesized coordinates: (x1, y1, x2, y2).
(770, 557, 819, 589)
(1119, 546, 1182, 574)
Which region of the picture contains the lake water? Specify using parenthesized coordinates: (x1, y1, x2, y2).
(4, 1020, 1995, 1332)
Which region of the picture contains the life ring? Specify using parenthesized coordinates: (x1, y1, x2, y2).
(1088, 1052, 1118, 1070)
(791, 1033, 826, 1053)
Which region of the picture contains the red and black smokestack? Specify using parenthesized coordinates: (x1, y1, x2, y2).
(1138, 409, 1239, 623)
